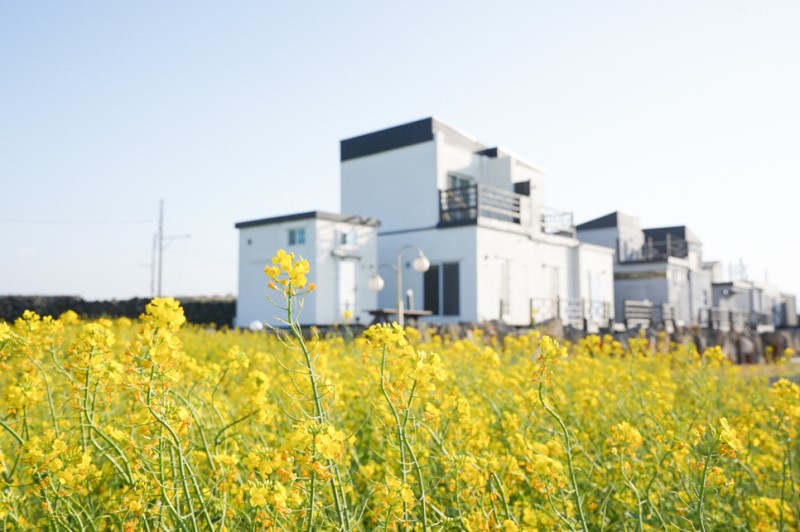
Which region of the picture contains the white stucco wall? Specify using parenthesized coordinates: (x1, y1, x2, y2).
(435, 133, 482, 190)
(235, 220, 318, 327)
(473, 229, 614, 326)
(613, 263, 670, 320)
(374, 227, 478, 324)
(341, 141, 439, 232)
(577, 227, 619, 257)
(576, 243, 616, 322)
(689, 268, 712, 320)
(235, 217, 378, 328)
(713, 283, 752, 313)
(666, 262, 692, 325)
(476, 226, 540, 325)
(311, 220, 379, 326)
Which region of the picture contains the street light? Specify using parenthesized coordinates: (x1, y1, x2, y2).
(368, 245, 430, 327)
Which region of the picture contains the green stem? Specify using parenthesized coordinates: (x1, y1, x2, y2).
(286, 290, 349, 531)
(30, 357, 60, 436)
(0, 418, 24, 445)
(379, 344, 408, 522)
(490, 471, 514, 523)
(619, 454, 644, 531)
(402, 381, 428, 530)
(145, 363, 206, 532)
(82, 350, 134, 485)
(696, 450, 712, 532)
(538, 379, 588, 532)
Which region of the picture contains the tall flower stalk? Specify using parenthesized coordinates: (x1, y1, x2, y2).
(264, 249, 352, 530)
(534, 335, 589, 532)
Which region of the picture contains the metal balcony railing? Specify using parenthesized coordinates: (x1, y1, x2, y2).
(752, 311, 774, 330)
(622, 301, 679, 329)
(617, 236, 689, 263)
(541, 207, 576, 237)
(439, 184, 528, 227)
(530, 297, 611, 330)
(698, 308, 773, 331)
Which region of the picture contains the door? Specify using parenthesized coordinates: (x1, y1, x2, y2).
(338, 260, 357, 319)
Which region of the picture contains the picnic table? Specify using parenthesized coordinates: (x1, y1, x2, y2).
(367, 309, 433, 325)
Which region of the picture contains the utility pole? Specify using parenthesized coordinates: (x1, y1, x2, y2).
(157, 199, 164, 296)
(155, 199, 190, 297)
(150, 233, 157, 297)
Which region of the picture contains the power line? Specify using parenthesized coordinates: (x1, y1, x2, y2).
(162, 250, 234, 266)
(0, 218, 155, 225)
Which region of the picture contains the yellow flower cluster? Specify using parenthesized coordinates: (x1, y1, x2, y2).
(141, 297, 186, 331)
(718, 417, 744, 457)
(264, 249, 313, 291)
(608, 421, 645, 456)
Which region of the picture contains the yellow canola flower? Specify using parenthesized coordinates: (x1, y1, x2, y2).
(316, 426, 347, 461)
(399, 484, 415, 506)
(243, 446, 284, 474)
(58, 310, 81, 325)
(264, 249, 312, 291)
(363, 322, 408, 349)
(609, 421, 644, 455)
(249, 485, 269, 507)
(142, 297, 186, 331)
(719, 417, 744, 456)
(702, 345, 728, 367)
(0, 322, 12, 342)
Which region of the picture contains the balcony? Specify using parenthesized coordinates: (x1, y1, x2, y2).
(697, 308, 773, 332)
(540, 207, 576, 238)
(438, 184, 528, 227)
(531, 297, 611, 330)
(617, 236, 689, 263)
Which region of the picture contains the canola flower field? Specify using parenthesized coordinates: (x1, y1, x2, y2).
(1, 252, 799, 531)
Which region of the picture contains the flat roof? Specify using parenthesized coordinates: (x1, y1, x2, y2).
(340, 116, 488, 162)
(576, 211, 639, 230)
(235, 210, 380, 229)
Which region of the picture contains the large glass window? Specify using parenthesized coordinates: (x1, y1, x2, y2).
(424, 262, 460, 316)
(424, 265, 440, 315)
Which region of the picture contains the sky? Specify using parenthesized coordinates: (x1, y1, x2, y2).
(1, 1, 799, 301)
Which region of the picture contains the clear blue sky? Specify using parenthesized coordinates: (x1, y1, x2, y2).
(2, 1, 798, 300)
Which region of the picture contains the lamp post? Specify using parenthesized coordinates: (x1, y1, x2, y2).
(368, 245, 430, 327)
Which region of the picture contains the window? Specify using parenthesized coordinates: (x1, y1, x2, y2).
(288, 228, 305, 245)
(338, 230, 356, 246)
(424, 262, 460, 316)
(448, 174, 472, 189)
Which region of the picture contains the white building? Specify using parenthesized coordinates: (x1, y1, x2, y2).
(576, 212, 712, 327)
(340, 117, 615, 328)
(710, 277, 786, 332)
(234, 211, 380, 327)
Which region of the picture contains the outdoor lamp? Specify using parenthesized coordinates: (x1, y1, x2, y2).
(412, 254, 430, 273)
(368, 246, 430, 327)
(368, 273, 385, 292)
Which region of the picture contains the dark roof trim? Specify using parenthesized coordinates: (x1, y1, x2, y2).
(576, 212, 618, 230)
(476, 147, 498, 158)
(235, 211, 380, 229)
(341, 118, 434, 161)
(341, 116, 488, 161)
